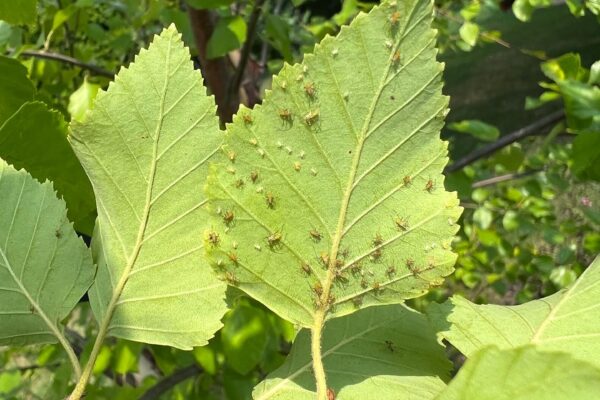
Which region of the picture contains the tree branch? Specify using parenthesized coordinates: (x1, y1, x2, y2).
(187, 5, 236, 123)
(138, 364, 202, 400)
(227, 0, 266, 108)
(445, 110, 564, 173)
(471, 169, 541, 188)
(19, 50, 114, 78)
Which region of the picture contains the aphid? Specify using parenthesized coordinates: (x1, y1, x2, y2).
(277, 140, 283, 149)
(304, 109, 320, 126)
(279, 80, 287, 90)
(392, 50, 401, 65)
(285, 146, 293, 155)
(339, 248, 350, 259)
(390, 10, 401, 25)
(304, 82, 316, 98)
(403, 175, 412, 185)
(279, 108, 292, 121)
(313, 282, 323, 297)
(232, 241, 238, 249)
(350, 262, 362, 275)
(228, 151, 236, 162)
(352, 296, 363, 308)
(370, 248, 382, 261)
(372, 234, 384, 247)
(333, 269, 348, 284)
(267, 231, 282, 247)
(299, 150, 306, 159)
(265, 192, 275, 208)
(395, 217, 409, 231)
(225, 271, 238, 285)
(207, 231, 220, 246)
(406, 258, 419, 276)
(227, 166, 236, 174)
(309, 229, 322, 241)
(361, 278, 369, 288)
(294, 161, 302, 171)
(257, 148, 265, 158)
(334, 258, 344, 269)
(385, 340, 396, 352)
(254, 244, 262, 251)
(250, 170, 259, 183)
(386, 265, 396, 277)
(311, 168, 318, 176)
(425, 179, 435, 193)
(235, 179, 244, 188)
(216, 259, 225, 268)
(301, 263, 312, 275)
(319, 252, 330, 267)
(55, 229, 62, 238)
(327, 293, 336, 306)
(343, 92, 349, 101)
(296, 74, 304, 82)
(385, 40, 393, 49)
(223, 210, 234, 224)
(331, 48, 339, 57)
(249, 138, 258, 146)
(303, 65, 309, 74)
(29, 305, 35, 313)
(242, 114, 253, 125)
(228, 251, 239, 264)
(372, 282, 381, 292)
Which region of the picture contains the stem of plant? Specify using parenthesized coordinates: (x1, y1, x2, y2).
(311, 309, 328, 400)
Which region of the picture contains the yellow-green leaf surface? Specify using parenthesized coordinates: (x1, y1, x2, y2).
(254, 305, 450, 400)
(435, 346, 600, 400)
(0, 160, 93, 346)
(206, 0, 462, 327)
(70, 26, 227, 349)
(428, 255, 600, 369)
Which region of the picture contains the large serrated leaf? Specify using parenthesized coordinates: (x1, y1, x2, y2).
(435, 346, 600, 400)
(205, 0, 462, 327)
(253, 304, 450, 399)
(428, 255, 600, 369)
(0, 159, 93, 346)
(69, 26, 227, 349)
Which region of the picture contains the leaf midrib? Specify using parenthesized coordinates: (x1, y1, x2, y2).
(100, 38, 172, 329)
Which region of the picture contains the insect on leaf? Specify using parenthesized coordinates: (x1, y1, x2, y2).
(253, 305, 450, 399)
(205, 0, 462, 327)
(0, 160, 94, 346)
(70, 25, 227, 349)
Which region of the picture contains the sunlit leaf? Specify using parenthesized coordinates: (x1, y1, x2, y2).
(205, 0, 461, 327)
(70, 25, 227, 349)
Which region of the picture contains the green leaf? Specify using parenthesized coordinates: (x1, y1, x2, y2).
(68, 77, 101, 123)
(206, 16, 247, 59)
(541, 53, 583, 82)
(572, 130, 600, 181)
(435, 346, 600, 400)
(428, 256, 600, 369)
(69, 25, 227, 349)
(205, 0, 462, 327)
(0, 159, 94, 346)
(0, 56, 34, 123)
(458, 22, 479, 47)
(0, 101, 96, 235)
(254, 305, 450, 399)
(222, 300, 271, 375)
(558, 80, 600, 130)
(512, 0, 534, 21)
(589, 60, 600, 85)
(0, 0, 37, 25)
(447, 120, 499, 142)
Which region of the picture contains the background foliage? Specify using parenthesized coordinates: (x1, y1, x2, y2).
(0, 0, 598, 398)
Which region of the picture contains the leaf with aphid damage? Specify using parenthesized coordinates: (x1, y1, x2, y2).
(205, 0, 462, 327)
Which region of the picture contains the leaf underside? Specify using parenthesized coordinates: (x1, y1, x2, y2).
(254, 305, 450, 400)
(205, 0, 462, 327)
(428, 255, 600, 369)
(70, 26, 227, 349)
(435, 346, 600, 400)
(0, 160, 94, 346)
